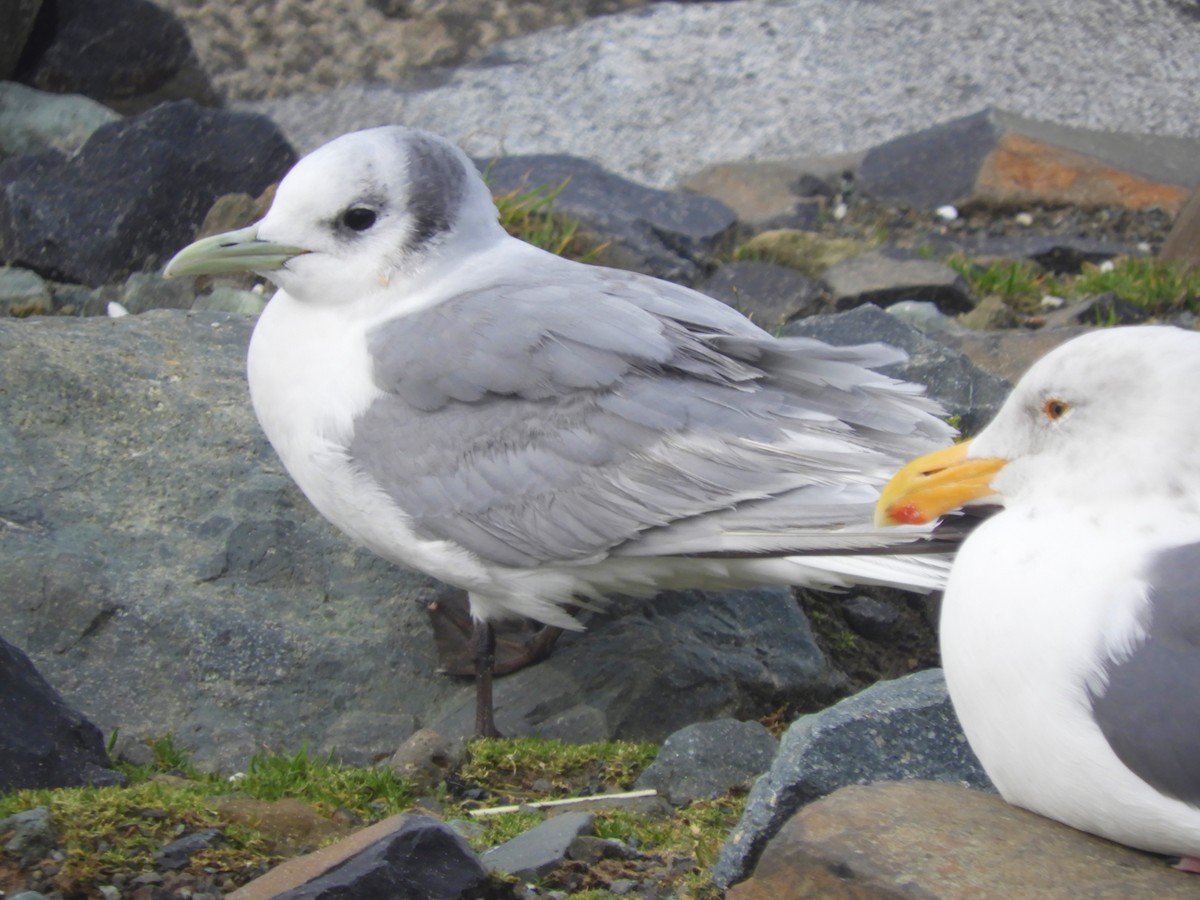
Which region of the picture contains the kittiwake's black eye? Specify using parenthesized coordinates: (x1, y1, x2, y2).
(341, 207, 377, 231)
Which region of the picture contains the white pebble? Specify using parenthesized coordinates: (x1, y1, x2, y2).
(106, 301, 130, 318)
(1040, 295, 1066, 309)
(935, 205, 959, 221)
(1096, 259, 1115, 273)
(1014, 212, 1034, 227)
(832, 201, 848, 221)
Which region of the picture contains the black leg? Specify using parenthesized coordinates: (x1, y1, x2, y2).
(474, 619, 502, 738)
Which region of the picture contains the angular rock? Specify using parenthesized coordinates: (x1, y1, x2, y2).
(0, 265, 52, 316)
(958, 233, 1139, 274)
(0, 635, 121, 791)
(0, 806, 56, 866)
(0, 82, 120, 161)
(634, 719, 778, 805)
(857, 107, 1200, 214)
(0, 100, 295, 286)
(482, 810, 595, 880)
(697, 261, 821, 330)
(840, 595, 901, 640)
(190, 286, 268, 315)
(155, 828, 223, 869)
(14, 0, 219, 114)
(432, 586, 846, 743)
(1159, 184, 1200, 270)
(820, 250, 973, 314)
(231, 814, 490, 900)
(784, 304, 1010, 435)
(959, 294, 1019, 331)
(679, 152, 863, 225)
(117, 272, 196, 315)
(386, 728, 466, 791)
(1041, 292, 1149, 329)
(480, 153, 736, 284)
(729, 781, 1199, 900)
(712, 669, 992, 889)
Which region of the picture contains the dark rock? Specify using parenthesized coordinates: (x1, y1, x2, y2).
(0, 100, 295, 286)
(819, 250, 974, 314)
(271, 815, 490, 900)
(712, 669, 993, 890)
(857, 107, 1200, 214)
(0, 635, 121, 792)
(0, 0, 40, 80)
(1041, 292, 1150, 329)
(728, 782, 1200, 900)
(480, 153, 736, 284)
(433, 586, 846, 744)
(14, 0, 220, 114)
(697, 261, 821, 329)
(567, 835, 630, 864)
(0, 806, 56, 866)
(635, 719, 778, 805)
(482, 810, 594, 880)
(783, 303, 1011, 436)
(964, 234, 1137, 274)
(840, 595, 901, 640)
(155, 829, 224, 870)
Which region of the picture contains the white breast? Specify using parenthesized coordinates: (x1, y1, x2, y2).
(942, 506, 1200, 858)
(246, 289, 490, 590)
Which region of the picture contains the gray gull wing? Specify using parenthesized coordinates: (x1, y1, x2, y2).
(352, 267, 950, 568)
(1090, 541, 1200, 807)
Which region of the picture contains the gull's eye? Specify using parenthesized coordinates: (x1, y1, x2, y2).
(341, 207, 378, 232)
(1043, 399, 1071, 421)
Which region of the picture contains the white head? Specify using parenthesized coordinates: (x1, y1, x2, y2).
(877, 326, 1200, 524)
(165, 126, 506, 305)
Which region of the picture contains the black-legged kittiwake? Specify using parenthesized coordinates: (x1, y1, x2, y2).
(877, 325, 1200, 871)
(166, 125, 959, 736)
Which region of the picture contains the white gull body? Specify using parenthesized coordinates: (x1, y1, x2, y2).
(880, 326, 1200, 864)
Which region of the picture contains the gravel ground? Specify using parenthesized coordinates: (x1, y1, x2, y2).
(195, 0, 1200, 188)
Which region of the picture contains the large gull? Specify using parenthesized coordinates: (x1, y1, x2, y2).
(166, 125, 957, 736)
(877, 325, 1200, 871)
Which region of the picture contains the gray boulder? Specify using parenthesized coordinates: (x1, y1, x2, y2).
(0, 82, 121, 161)
(0, 100, 294, 286)
(819, 250, 974, 314)
(784, 303, 1011, 436)
(712, 668, 993, 890)
(0, 311, 848, 770)
(635, 719, 778, 805)
(482, 810, 594, 881)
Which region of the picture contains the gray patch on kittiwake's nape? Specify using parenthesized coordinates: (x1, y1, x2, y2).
(405, 133, 468, 246)
(1088, 540, 1200, 807)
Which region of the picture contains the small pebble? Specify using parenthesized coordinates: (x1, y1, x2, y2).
(935, 204, 959, 221)
(1014, 211, 1035, 226)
